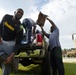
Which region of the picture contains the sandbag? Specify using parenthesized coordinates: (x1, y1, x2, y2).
(36, 11, 48, 26)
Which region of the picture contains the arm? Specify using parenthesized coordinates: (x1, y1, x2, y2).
(0, 37, 2, 43)
(40, 26, 49, 38)
(0, 22, 3, 38)
(0, 15, 8, 44)
(0, 17, 5, 43)
(4, 29, 23, 64)
(0, 20, 3, 43)
(4, 53, 15, 64)
(47, 18, 56, 28)
(13, 29, 23, 53)
(32, 25, 36, 35)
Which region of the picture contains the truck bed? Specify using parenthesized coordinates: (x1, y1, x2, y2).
(19, 44, 43, 52)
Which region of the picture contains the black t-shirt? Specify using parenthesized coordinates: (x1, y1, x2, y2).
(0, 14, 23, 53)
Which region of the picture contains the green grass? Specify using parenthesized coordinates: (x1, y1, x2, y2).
(0, 63, 76, 75)
(0, 64, 41, 75)
(64, 63, 76, 75)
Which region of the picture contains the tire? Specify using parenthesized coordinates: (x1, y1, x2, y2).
(41, 51, 51, 75)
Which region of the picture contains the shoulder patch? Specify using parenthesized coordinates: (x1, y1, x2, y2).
(20, 25, 24, 29)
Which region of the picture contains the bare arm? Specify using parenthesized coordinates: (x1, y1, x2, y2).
(47, 18, 56, 28)
(0, 37, 2, 43)
(32, 25, 36, 35)
(40, 26, 49, 38)
(4, 53, 15, 64)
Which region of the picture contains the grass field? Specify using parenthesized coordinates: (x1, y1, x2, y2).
(0, 63, 76, 75)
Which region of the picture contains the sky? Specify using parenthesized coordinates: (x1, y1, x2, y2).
(0, 0, 76, 49)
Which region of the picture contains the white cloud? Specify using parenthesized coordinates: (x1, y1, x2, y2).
(0, 8, 9, 20)
(0, 0, 76, 49)
(35, 0, 76, 49)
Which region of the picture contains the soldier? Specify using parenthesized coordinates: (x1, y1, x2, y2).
(0, 8, 24, 75)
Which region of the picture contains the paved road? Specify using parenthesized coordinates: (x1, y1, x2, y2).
(63, 57, 76, 63)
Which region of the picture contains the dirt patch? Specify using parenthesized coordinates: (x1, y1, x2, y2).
(63, 57, 76, 63)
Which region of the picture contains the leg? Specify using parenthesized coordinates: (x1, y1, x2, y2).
(54, 47, 65, 75)
(0, 41, 15, 75)
(50, 51, 57, 75)
(12, 58, 19, 73)
(2, 63, 12, 75)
